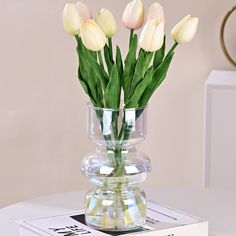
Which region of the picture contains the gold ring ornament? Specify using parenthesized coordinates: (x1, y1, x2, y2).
(220, 6, 236, 67)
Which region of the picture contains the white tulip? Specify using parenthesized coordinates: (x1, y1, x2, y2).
(147, 2, 165, 24)
(76, 1, 92, 23)
(96, 8, 117, 38)
(122, 0, 144, 30)
(62, 3, 82, 36)
(171, 15, 199, 44)
(139, 19, 164, 52)
(80, 19, 107, 51)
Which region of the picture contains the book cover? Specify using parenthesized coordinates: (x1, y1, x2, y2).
(16, 201, 208, 236)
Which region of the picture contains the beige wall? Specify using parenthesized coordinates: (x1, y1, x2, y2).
(0, 0, 235, 208)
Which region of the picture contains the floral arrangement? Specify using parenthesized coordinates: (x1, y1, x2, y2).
(62, 0, 199, 110)
(61, 0, 199, 231)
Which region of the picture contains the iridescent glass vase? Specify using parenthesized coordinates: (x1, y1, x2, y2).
(81, 104, 151, 231)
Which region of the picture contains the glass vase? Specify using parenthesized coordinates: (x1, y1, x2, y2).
(81, 104, 151, 232)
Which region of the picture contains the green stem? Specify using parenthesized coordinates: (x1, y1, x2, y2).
(129, 29, 134, 48)
(114, 131, 130, 177)
(88, 190, 103, 216)
(101, 206, 108, 228)
(75, 35, 80, 42)
(98, 50, 105, 70)
(112, 112, 119, 140)
(103, 135, 117, 168)
(134, 191, 146, 218)
(108, 37, 113, 62)
(116, 108, 146, 176)
(120, 192, 133, 226)
(118, 122, 125, 141)
(114, 190, 119, 219)
(166, 42, 178, 58)
(95, 110, 117, 168)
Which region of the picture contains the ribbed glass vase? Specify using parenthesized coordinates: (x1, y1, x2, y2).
(81, 104, 151, 232)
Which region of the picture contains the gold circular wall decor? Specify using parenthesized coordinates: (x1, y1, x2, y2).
(220, 5, 236, 67)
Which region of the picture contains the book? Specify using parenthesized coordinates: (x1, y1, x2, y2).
(16, 200, 208, 236)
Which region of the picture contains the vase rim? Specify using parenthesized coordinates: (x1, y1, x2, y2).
(86, 102, 148, 112)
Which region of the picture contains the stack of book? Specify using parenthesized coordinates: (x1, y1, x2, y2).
(16, 201, 208, 236)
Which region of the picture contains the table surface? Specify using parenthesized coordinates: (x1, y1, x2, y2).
(0, 187, 235, 236)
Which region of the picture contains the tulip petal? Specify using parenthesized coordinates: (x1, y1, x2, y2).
(81, 20, 106, 51)
(62, 3, 82, 35)
(122, 0, 144, 30)
(96, 8, 117, 37)
(76, 2, 92, 23)
(171, 14, 191, 37)
(139, 20, 154, 51)
(175, 17, 198, 43)
(139, 19, 164, 52)
(171, 15, 199, 43)
(150, 22, 164, 51)
(147, 2, 165, 24)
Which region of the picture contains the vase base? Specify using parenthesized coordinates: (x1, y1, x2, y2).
(84, 187, 147, 232)
(86, 222, 145, 232)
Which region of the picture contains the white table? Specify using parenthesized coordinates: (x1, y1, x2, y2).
(0, 188, 235, 236)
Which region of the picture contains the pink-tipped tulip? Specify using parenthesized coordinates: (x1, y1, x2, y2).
(76, 1, 92, 23)
(122, 0, 144, 30)
(147, 2, 165, 24)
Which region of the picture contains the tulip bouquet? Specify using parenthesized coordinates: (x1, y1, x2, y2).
(62, 1, 198, 110)
(62, 0, 198, 231)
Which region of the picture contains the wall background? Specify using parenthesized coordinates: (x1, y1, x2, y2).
(0, 0, 235, 208)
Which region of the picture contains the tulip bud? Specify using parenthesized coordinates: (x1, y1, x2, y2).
(80, 19, 107, 51)
(147, 2, 165, 24)
(76, 1, 92, 23)
(62, 3, 82, 36)
(139, 19, 164, 52)
(96, 8, 117, 38)
(122, 0, 144, 30)
(171, 15, 199, 44)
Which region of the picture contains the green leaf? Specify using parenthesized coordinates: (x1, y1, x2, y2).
(144, 52, 154, 71)
(77, 38, 109, 106)
(139, 52, 175, 107)
(126, 68, 154, 108)
(77, 38, 108, 94)
(77, 67, 89, 95)
(79, 60, 98, 103)
(153, 36, 166, 68)
(130, 49, 145, 89)
(77, 45, 98, 104)
(88, 54, 109, 91)
(104, 44, 113, 74)
(96, 78, 104, 107)
(104, 64, 121, 109)
(123, 34, 138, 103)
(108, 38, 114, 62)
(129, 50, 154, 98)
(90, 51, 97, 60)
(78, 67, 96, 106)
(116, 46, 123, 85)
